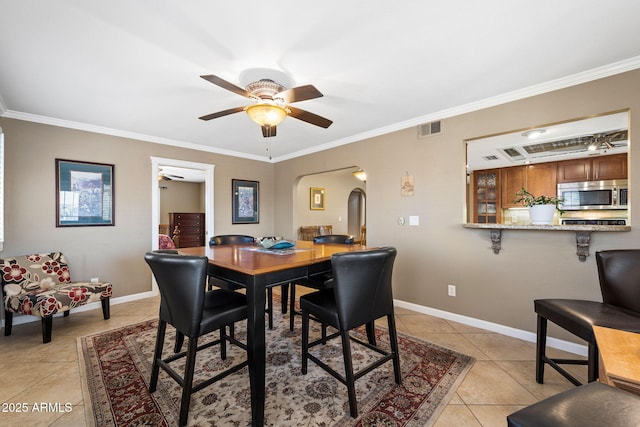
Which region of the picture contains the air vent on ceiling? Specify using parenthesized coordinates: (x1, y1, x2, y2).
(417, 120, 442, 138)
(501, 147, 525, 161)
(482, 155, 499, 161)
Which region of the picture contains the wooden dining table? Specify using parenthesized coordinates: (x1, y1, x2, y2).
(178, 240, 373, 426)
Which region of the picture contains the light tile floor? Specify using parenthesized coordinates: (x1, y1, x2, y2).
(0, 292, 586, 427)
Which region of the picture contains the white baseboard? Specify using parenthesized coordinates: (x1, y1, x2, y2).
(394, 298, 588, 357)
(2, 290, 158, 328)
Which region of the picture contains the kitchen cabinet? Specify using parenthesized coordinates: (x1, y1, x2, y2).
(501, 162, 557, 208)
(169, 212, 205, 248)
(473, 169, 500, 224)
(501, 166, 526, 208)
(593, 153, 627, 180)
(557, 153, 627, 183)
(527, 162, 558, 199)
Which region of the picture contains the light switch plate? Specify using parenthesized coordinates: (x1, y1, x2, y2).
(409, 216, 419, 226)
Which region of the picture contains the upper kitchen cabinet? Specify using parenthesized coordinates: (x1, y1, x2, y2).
(501, 166, 526, 209)
(593, 153, 627, 181)
(501, 163, 558, 208)
(557, 153, 627, 183)
(473, 169, 500, 224)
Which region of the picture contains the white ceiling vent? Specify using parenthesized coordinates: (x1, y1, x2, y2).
(417, 120, 442, 138)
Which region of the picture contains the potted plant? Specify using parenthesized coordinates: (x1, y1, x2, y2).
(513, 187, 564, 225)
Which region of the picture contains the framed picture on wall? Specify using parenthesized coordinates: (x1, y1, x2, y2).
(56, 159, 115, 227)
(232, 179, 259, 223)
(310, 187, 325, 210)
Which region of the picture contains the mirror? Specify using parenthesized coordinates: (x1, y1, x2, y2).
(465, 111, 629, 225)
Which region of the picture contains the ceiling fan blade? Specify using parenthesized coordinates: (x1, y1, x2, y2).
(199, 106, 245, 121)
(287, 106, 333, 128)
(200, 75, 256, 99)
(277, 85, 323, 104)
(261, 126, 276, 138)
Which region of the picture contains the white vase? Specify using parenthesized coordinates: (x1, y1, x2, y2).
(529, 204, 556, 225)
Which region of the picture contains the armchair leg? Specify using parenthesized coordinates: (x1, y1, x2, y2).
(101, 297, 111, 319)
(535, 315, 547, 384)
(41, 316, 53, 344)
(340, 330, 358, 418)
(588, 342, 599, 382)
(63, 310, 70, 318)
(174, 332, 185, 353)
(150, 320, 167, 392)
(4, 311, 12, 336)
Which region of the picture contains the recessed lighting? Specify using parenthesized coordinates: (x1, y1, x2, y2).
(522, 129, 546, 139)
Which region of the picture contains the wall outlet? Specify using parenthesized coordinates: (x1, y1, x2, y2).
(448, 284, 456, 297)
(90, 277, 99, 283)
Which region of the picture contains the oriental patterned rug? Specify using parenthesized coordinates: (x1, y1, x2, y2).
(79, 313, 474, 426)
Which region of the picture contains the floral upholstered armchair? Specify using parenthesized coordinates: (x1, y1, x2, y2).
(1, 252, 112, 343)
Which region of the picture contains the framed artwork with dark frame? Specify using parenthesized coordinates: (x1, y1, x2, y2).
(310, 187, 325, 210)
(232, 179, 259, 224)
(56, 159, 114, 227)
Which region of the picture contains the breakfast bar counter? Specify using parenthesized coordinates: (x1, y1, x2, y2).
(463, 223, 631, 261)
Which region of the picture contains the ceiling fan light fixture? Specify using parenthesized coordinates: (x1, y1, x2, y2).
(245, 103, 288, 127)
(352, 169, 367, 181)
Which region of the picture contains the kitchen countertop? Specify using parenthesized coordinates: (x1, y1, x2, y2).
(463, 223, 630, 232)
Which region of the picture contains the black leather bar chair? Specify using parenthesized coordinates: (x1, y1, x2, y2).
(289, 234, 354, 332)
(209, 235, 275, 330)
(144, 252, 248, 427)
(301, 247, 401, 418)
(535, 249, 640, 385)
(507, 382, 640, 427)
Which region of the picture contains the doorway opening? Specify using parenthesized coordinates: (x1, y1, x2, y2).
(348, 188, 366, 243)
(150, 157, 214, 250)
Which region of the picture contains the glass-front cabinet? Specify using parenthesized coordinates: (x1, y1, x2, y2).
(474, 169, 500, 224)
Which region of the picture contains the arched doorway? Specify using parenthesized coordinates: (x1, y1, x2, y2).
(348, 188, 366, 243)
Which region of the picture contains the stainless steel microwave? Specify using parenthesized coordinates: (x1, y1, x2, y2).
(557, 179, 628, 210)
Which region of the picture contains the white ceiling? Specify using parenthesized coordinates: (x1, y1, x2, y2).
(1, 1, 640, 163)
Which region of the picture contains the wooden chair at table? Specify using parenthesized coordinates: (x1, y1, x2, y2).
(301, 247, 401, 418)
(144, 252, 248, 427)
(535, 249, 640, 386)
(209, 235, 276, 330)
(289, 234, 354, 332)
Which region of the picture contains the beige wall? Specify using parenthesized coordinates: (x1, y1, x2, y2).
(159, 180, 204, 225)
(274, 69, 640, 343)
(0, 119, 275, 299)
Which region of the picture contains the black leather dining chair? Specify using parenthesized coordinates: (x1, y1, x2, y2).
(289, 234, 354, 332)
(144, 251, 248, 427)
(300, 247, 401, 418)
(535, 249, 640, 385)
(209, 234, 276, 330)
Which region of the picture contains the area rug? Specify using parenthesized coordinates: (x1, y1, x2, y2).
(79, 312, 474, 426)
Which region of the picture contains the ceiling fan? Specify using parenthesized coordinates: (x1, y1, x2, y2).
(158, 168, 184, 181)
(198, 74, 333, 137)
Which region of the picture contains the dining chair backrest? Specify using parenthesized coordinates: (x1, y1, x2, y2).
(210, 235, 255, 245)
(144, 252, 208, 338)
(313, 234, 354, 244)
(596, 249, 640, 313)
(331, 247, 397, 330)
